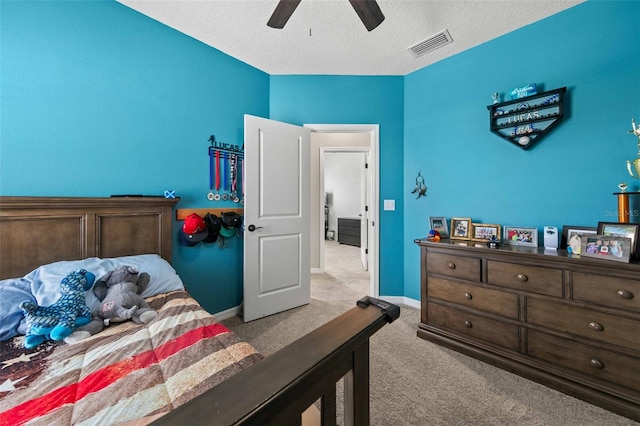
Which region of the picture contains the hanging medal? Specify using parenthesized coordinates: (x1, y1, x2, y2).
(221, 151, 229, 201)
(240, 156, 245, 205)
(207, 147, 215, 201)
(230, 154, 239, 203)
(213, 149, 221, 201)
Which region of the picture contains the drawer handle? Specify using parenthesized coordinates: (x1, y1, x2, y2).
(448, 262, 456, 270)
(516, 273, 528, 282)
(464, 292, 473, 300)
(589, 321, 604, 332)
(464, 320, 472, 328)
(617, 289, 634, 300)
(590, 359, 605, 369)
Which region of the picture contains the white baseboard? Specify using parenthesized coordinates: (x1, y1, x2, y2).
(378, 295, 420, 310)
(213, 305, 240, 321)
(213, 296, 419, 321)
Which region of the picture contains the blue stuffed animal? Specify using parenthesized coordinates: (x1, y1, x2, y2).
(19, 269, 95, 349)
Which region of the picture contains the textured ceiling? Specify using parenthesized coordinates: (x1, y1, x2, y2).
(117, 0, 584, 76)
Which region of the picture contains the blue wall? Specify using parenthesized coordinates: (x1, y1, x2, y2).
(2, 1, 639, 310)
(269, 75, 405, 296)
(403, 0, 640, 300)
(0, 1, 270, 313)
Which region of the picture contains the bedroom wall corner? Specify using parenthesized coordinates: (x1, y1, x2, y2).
(0, 0, 270, 314)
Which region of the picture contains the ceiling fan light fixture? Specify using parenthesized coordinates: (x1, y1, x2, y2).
(407, 29, 454, 58)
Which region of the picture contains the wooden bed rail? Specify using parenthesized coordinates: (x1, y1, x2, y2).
(153, 297, 400, 426)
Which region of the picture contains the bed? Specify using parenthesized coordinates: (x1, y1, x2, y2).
(0, 196, 397, 425)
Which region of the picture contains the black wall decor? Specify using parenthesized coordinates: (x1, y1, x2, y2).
(487, 87, 567, 150)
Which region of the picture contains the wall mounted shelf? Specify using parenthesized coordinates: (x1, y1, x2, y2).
(487, 87, 567, 150)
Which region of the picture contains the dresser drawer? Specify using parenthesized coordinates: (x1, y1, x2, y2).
(528, 330, 640, 392)
(427, 302, 519, 350)
(487, 260, 562, 297)
(573, 272, 640, 313)
(427, 252, 480, 282)
(527, 298, 640, 350)
(428, 277, 519, 319)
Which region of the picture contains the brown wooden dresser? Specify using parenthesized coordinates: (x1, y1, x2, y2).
(415, 239, 640, 421)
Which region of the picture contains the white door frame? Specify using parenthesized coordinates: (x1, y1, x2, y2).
(306, 124, 379, 298)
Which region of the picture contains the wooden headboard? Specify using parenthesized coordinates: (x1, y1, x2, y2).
(0, 196, 179, 280)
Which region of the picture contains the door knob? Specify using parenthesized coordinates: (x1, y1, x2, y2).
(247, 224, 263, 232)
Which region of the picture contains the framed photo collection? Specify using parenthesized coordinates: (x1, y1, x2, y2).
(423, 218, 638, 263)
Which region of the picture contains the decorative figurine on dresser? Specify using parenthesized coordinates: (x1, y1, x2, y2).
(415, 238, 640, 421)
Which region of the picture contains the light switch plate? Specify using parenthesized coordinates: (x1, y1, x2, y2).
(384, 199, 395, 211)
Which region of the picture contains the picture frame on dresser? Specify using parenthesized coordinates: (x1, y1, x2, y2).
(580, 234, 632, 263)
(561, 225, 597, 255)
(503, 226, 538, 247)
(429, 216, 449, 238)
(470, 223, 501, 242)
(450, 217, 471, 240)
(597, 222, 639, 259)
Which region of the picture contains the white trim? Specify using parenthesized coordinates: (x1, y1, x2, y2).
(212, 297, 419, 323)
(305, 124, 380, 298)
(379, 296, 420, 310)
(213, 305, 240, 321)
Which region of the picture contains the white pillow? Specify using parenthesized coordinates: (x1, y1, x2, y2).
(24, 254, 185, 314)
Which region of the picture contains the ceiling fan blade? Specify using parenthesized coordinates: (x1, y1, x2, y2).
(267, 0, 302, 29)
(348, 0, 385, 31)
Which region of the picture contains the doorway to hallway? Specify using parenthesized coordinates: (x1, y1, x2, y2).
(306, 124, 379, 297)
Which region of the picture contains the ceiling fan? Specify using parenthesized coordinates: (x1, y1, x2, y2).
(267, 0, 385, 32)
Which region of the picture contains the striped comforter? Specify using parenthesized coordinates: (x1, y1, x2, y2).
(0, 291, 263, 425)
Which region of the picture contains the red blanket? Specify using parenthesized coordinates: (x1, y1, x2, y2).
(0, 291, 262, 425)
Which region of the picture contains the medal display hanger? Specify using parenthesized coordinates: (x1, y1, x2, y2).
(207, 135, 245, 204)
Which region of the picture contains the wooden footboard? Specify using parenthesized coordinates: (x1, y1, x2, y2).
(154, 296, 399, 426)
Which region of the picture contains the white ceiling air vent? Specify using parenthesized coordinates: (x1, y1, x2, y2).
(407, 29, 453, 58)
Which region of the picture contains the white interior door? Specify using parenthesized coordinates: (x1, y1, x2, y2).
(359, 153, 369, 271)
(243, 115, 310, 322)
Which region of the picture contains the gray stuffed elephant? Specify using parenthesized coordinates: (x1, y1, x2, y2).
(93, 265, 158, 325)
(64, 265, 157, 344)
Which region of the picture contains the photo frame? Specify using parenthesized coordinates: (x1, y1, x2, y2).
(561, 225, 597, 255)
(597, 222, 639, 259)
(580, 234, 631, 263)
(471, 223, 501, 242)
(503, 226, 538, 247)
(429, 216, 449, 238)
(450, 217, 472, 240)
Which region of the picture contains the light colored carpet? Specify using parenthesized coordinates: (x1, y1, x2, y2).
(222, 241, 638, 425)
